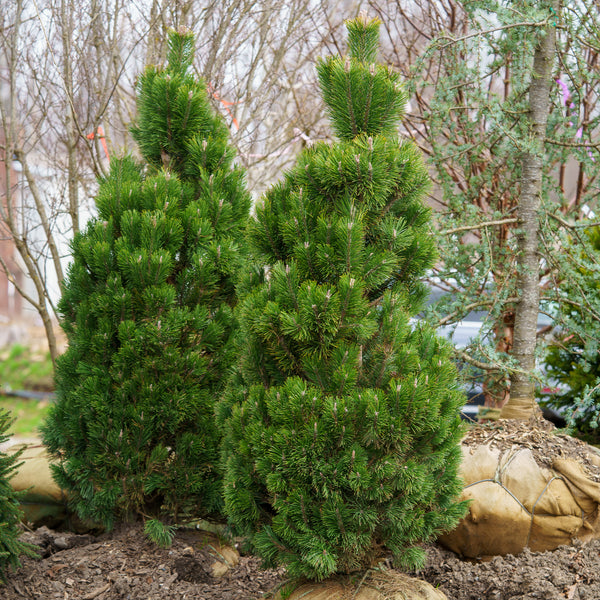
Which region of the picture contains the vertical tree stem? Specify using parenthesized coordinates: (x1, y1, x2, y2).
(61, 0, 79, 237)
(502, 2, 558, 420)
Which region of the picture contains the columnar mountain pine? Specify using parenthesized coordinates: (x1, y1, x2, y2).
(220, 16, 467, 580)
(42, 30, 251, 534)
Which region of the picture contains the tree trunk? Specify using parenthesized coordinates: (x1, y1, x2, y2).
(61, 0, 80, 238)
(501, 3, 558, 420)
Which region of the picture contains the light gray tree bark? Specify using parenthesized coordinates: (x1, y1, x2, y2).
(501, 1, 559, 420)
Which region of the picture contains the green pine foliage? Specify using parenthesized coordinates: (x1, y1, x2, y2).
(544, 226, 600, 439)
(143, 518, 177, 548)
(219, 15, 467, 581)
(0, 409, 38, 583)
(41, 30, 251, 533)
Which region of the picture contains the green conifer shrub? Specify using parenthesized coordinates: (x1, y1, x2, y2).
(42, 30, 251, 535)
(0, 409, 38, 582)
(219, 15, 467, 580)
(544, 227, 600, 440)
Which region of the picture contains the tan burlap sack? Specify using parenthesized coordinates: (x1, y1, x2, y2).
(275, 571, 447, 600)
(5, 442, 68, 527)
(176, 526, 240, 578)
(440, 424, 600, 558)
(8, 443, 63, 501)
(208, 543, 240, 577)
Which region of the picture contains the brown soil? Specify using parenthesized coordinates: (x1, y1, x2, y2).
(2, 523, 600, 600)
(1, 524, 285, 600)
(416, 538, 600, 600)
(3, 418, 600, 599)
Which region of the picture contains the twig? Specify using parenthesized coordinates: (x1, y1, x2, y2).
(439, 218, 518, 236)
(352, 569, 373, 599)
(454, 348, 499, 371)
(435, 17, 554, 50)
(546, 211, 600, 230)
(436, 299, 506, 327)
(544, 137, 600, 149)
(82, 583, 111, 600)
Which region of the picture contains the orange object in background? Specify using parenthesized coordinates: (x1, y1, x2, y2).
(207, 84, 239, 130)
(86, 126, 109, 160)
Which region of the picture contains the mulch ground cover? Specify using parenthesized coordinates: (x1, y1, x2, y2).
(3, 418, 600, 599)
(1, 522, 600, 600)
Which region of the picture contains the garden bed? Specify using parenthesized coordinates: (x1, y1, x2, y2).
(2, 523, 599, 599)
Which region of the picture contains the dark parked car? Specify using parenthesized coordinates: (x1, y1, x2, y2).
(423, 290, 565, 426)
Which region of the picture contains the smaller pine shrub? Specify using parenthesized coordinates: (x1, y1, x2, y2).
(0, 409, 38, 583)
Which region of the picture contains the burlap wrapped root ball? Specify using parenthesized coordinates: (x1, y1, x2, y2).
(440, 419, 600, 559)
(4, 442, 68, 528)
(274, 571, 447, 600)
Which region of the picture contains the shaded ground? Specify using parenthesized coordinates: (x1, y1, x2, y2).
(1, 524, 285, 600)
(1, 523, 600, 600)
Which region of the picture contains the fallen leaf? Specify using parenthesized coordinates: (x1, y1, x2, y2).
(81, 583, 111, 600)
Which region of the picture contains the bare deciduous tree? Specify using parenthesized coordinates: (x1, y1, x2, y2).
(0, 0, 345, 363)
(1, 0, 149, 363)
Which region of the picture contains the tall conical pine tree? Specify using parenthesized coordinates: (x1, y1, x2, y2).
(219, 15, 467, 580)
(42, 29, 251, 537)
